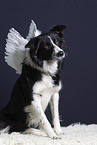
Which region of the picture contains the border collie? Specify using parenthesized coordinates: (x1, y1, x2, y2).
(0, 20, 66, 139)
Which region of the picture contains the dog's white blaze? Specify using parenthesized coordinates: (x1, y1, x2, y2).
(48, 36, 63, 53)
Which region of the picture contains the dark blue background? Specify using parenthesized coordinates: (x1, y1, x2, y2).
(0, 0, 97, 126)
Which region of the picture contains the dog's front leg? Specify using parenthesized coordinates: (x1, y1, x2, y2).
(50, 93, 63, 135)
(31, 101, 59, 139)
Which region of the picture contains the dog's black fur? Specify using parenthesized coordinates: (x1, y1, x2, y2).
(0, 25, 66, 134)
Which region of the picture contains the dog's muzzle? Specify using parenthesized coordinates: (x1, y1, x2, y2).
(56, 51, 65, 58)
(48, 36, 65, 60)
(53, 50, 65, 60)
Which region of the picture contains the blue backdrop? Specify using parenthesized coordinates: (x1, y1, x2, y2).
(0, 0, 97, 126)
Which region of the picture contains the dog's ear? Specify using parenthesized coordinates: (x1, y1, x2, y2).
(49, 25, 66, 37)
(25, 37, 39, 56)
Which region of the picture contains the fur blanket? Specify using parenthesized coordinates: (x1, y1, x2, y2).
(0, 124, 97, 145)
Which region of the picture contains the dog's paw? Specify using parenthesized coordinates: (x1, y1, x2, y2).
(52, 135, 61, 140)
(47, 130, 61, 139)
(54, 127, 64, 135)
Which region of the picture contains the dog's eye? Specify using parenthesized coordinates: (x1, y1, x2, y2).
(44, 45, 50, 49)
(56, 41, 59, 45)
(44, 45, 48, 48)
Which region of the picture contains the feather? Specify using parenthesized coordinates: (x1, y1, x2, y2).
(26, 20, 41, 41)
(5, 20, 41, 74)
(5, 28, 28, 74)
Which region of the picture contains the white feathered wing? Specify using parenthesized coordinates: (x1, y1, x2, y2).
(5, 20, 41, 74)
(26, 20, 41, 40)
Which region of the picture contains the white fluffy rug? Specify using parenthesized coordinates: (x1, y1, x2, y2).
(0, 124, 97, 145)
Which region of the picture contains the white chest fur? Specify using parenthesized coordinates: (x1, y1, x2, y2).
(33, 74, 61, 111)
(43, 60, 58, 75)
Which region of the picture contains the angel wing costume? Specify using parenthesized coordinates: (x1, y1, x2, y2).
(5, 20, 41, 74)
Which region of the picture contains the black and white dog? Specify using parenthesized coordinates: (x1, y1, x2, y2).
(0, 20, 66, 139)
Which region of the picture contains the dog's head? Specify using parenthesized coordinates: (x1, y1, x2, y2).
(25, 25, 66, 72)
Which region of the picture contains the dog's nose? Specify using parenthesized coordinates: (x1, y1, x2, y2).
(57, 51, 64, 57)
